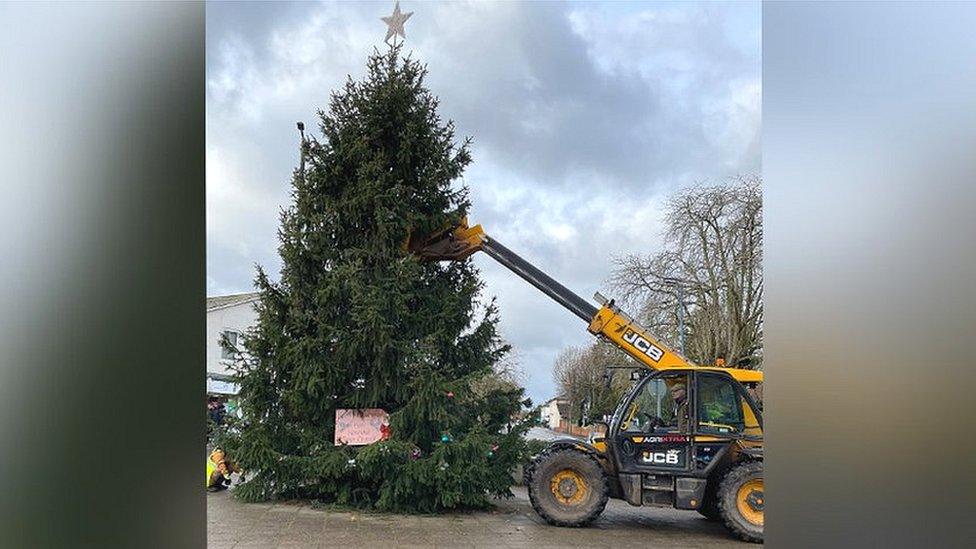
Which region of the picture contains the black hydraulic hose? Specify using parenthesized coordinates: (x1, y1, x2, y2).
(481, 237, 598, 323)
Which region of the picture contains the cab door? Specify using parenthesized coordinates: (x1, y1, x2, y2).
(609, 371, 694, 476)
(691, 372, 763, 475)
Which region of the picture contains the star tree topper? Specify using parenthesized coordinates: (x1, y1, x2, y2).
(381, 1, 413, 46)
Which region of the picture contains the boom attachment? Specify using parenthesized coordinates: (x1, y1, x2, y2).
(405, 219, 487, 262)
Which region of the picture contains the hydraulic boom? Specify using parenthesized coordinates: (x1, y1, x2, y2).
(408, 218, 763, 384)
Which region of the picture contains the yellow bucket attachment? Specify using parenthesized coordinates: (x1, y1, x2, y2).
(404, 217, 486, 262)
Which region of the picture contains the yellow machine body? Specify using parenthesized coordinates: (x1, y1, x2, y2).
(587, 303, 763, 384)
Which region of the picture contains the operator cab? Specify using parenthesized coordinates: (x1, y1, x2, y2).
(606, 369, 763, 507)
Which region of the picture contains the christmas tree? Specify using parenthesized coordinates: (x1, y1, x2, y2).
(219, 46, 528, 512)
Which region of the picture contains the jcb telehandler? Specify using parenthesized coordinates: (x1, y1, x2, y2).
(410, 219, 764, 543)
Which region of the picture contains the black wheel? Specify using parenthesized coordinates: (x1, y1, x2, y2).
(697, 477, 722, 521)
(527, 447, 609, 527)
(718, 460, 764, 543)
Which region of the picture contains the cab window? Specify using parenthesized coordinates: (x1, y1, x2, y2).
(696, 374, 745, 435)
(619, 373, 690, 434)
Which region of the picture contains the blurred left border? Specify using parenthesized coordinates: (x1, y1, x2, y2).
(0, 2, 205, 547)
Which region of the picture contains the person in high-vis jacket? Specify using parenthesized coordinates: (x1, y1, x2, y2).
(207, 448, 239, 491)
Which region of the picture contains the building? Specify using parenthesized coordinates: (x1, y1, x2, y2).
(539, 396, 570, 430)
(206, 292, 260, 396)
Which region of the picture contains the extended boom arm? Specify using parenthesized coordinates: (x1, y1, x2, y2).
(408, 219, 762, 384)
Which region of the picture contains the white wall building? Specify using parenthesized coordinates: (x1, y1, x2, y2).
(540, 396, 570, 430)
(206, 292, 260, 395)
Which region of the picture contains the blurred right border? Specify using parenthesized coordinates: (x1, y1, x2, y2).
(764, 2, 976, 547)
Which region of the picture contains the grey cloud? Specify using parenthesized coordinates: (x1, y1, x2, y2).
(416, 2, 759, 193)
(206, 1, 759, 403)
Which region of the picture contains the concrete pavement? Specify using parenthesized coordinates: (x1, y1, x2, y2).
(207, 485, 755, 548)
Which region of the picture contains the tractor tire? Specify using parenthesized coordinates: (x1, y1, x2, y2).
(527, 447, 609, 527)
(717, 460, 764, 543)
(697, 477, 722, 521)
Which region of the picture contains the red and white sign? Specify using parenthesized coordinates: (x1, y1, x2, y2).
(334, 408, 390, 446)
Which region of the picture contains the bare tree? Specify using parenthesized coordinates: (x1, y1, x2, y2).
(472, 341, 526, 403)
(553, 340, 633, 424)
(610, 175, 763, 369)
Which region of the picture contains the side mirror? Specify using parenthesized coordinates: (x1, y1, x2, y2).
(630, 369, 644, 381)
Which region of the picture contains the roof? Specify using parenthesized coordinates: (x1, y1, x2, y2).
(691, 366, 764, 384)
(542, 395, 569, 407)
(207, 292, 261, 312)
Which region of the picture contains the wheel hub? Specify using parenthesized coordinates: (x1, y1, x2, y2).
(558, 478, 578, 498)
(745, 489, 764, 512)
(549, 468, 588, 505)
(735, 478, 764, 526)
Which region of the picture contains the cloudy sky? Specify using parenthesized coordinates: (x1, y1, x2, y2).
(206, 0, 760, 404)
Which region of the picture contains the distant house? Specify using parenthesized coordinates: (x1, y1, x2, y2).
(206, 292, 260, 396)
(540, 396, 571, 430)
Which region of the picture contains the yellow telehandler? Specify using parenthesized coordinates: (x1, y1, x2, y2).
(410, 218, 764, 543)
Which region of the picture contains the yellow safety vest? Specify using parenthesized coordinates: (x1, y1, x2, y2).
(206, 459, 216, 488)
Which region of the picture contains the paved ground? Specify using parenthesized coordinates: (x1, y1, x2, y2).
(207, 485, 755, 548)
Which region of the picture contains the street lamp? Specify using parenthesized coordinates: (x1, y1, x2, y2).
(662, 277, 686, 356)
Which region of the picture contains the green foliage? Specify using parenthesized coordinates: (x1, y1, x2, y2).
(220, 46, 527, 511)
(524, 439, 549, 462)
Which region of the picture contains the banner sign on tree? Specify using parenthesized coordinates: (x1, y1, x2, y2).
(334, 408, 390, 446)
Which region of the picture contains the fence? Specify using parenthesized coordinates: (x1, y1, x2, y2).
(555, 420, 601, 439)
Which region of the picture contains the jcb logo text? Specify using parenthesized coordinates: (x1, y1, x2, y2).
(622, 329, 664, 361)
